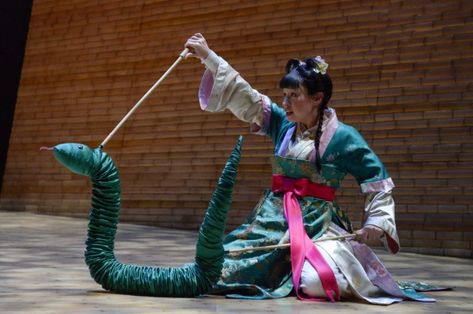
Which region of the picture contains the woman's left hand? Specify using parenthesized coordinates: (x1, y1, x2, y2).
(354, 225, 385, 246)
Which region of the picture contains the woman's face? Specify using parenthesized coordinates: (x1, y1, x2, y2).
(281, 86, 321, 128)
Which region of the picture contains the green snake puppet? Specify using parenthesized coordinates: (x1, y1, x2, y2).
(42, 136, 242, 297)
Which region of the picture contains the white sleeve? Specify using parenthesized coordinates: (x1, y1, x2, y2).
(198, 51, 270, 131)
(363, 190, 400, 254)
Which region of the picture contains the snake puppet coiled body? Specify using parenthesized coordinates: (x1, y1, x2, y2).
(50, 136, 242, 297)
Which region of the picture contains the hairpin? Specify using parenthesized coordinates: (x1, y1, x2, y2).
(312, 56, 328, 75)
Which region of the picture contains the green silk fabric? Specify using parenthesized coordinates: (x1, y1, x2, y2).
(321, 122, 391, 186)
(265, 103, 391, 188)
(212, 156, 352, 299)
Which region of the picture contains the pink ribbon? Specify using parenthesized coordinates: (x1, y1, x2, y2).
(272, 175, 340, 302)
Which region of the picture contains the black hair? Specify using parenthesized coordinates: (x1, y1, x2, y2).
(279, 58, 333, 173)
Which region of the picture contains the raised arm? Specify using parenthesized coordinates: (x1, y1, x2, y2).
(185, 33, 270, 134)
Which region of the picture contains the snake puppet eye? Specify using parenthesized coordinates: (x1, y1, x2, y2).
(78, 145, 83, 150)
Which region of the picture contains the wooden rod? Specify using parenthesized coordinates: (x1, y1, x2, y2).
(226, 233, 356, 255)
(99, 48, 189, 149)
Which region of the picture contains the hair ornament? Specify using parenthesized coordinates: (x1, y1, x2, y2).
(312, 56, 328, 75)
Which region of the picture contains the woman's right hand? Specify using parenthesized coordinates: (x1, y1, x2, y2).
(185, 33, 211, 60)
(354, 224, 385, 247)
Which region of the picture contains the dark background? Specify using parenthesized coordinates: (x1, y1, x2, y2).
(0, 1, 33, 194)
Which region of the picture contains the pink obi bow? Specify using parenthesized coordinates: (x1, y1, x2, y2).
(272, 174, 340, 302)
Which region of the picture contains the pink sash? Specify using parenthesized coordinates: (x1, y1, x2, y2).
(272, 174, 340, 302)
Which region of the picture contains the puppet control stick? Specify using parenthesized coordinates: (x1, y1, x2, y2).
(226, 233, 356, 255)
(99, 48, 189, 149)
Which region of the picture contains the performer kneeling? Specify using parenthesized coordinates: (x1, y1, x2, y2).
(185, 33, 434, 304)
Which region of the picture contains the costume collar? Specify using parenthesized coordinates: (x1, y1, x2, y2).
(319, 108, 339, 158)
(293, 108, 339, 158)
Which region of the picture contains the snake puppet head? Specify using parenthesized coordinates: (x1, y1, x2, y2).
(42, 143, 98, 176)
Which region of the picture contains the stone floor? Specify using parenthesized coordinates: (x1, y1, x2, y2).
(0, 211, 472, 314)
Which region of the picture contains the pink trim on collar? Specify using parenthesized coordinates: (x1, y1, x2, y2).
(319, 108, 339, 158)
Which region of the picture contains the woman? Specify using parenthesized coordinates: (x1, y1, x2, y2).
(184, 33, 433, 304)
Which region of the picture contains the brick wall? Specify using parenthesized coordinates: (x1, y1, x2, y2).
(0, 0, 471, 257)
